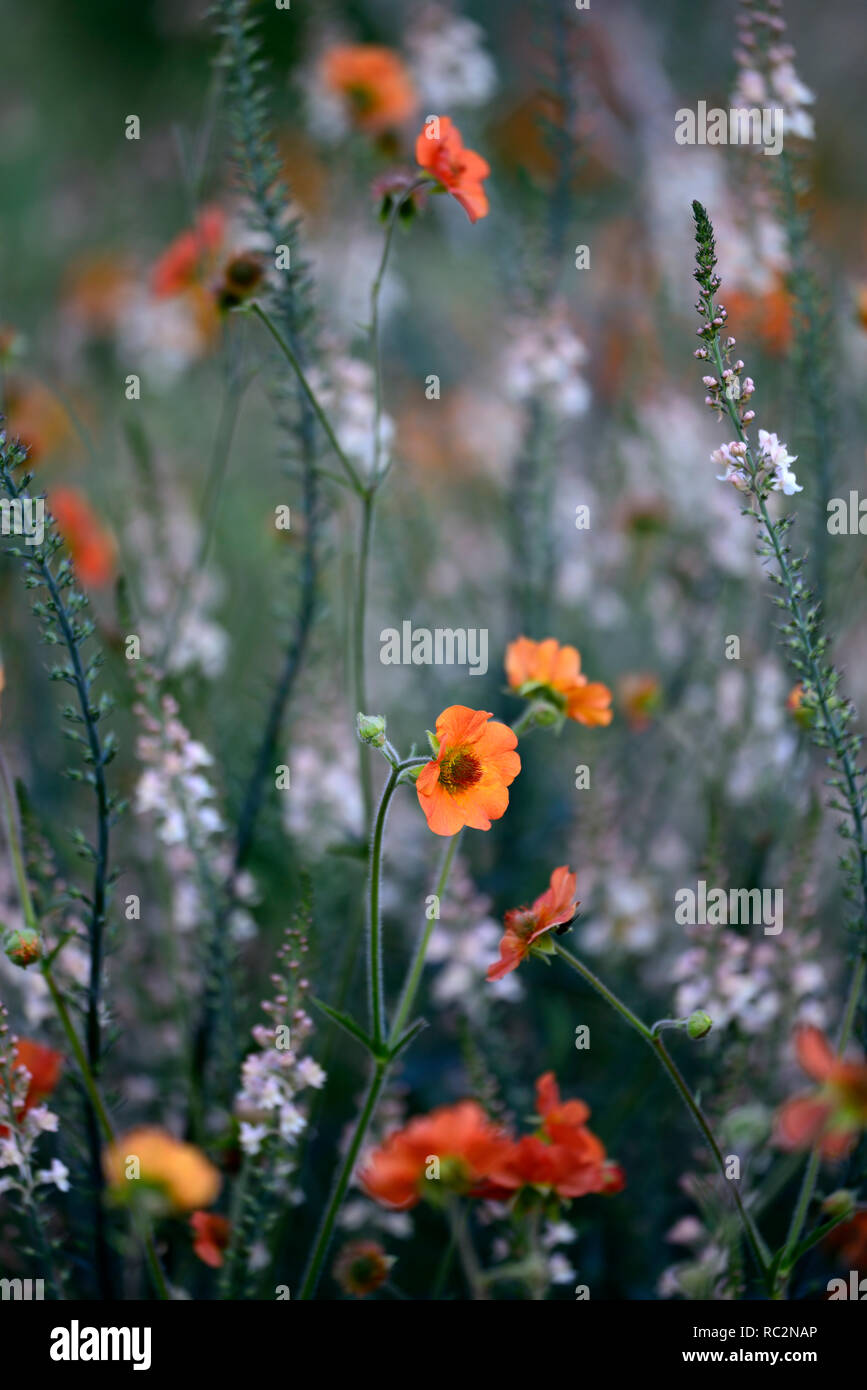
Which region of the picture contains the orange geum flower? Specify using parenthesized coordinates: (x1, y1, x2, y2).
(774, 1026, 867, 1161)
(103, 1126, 221, 1214)
(49, 488, 116, 589)
(619, 672, 661, 732)
(416, 705, 520, 837)
(487, 866, 578, 981)
(415, 115, 490, 224)
(505, 636, 613, 727)
(323, 45, 416, 135)
(190, 1210, 231, 1268)
(0, 1038, 63, 1137)
(485, 1073, 625, 1203)
(151, 206, 227, 298)
(360, 1100, 511, 1210)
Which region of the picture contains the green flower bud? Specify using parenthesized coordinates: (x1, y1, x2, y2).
(686, 1010, 713, 1040)
(356, 713, 387, 748)
(3, 925, 41, 968)
(822, 1189, 856, 1221)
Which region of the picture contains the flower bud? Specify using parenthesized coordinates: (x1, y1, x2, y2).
(687, 1010, 713, 1040)
(822, 1189, 856, 1221)
(3, 925, 41, 968)
(356, 713, 387, 748)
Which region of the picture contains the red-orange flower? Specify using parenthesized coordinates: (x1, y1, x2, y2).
(775, 1026, 867, 1160)
(49, 488, 116, 588)
(190, 1211, 231, 1268)
(415, 116, 490, 224)
(416, 705, 520, 837)
(151, 207, 227, 298)
(360, 1100, 511, 1209)
(0, 1038, 63, 1137)
(323, 45, 416, 134)
(486, 1073, 625, 1201)
(505, 637, 613, 727)
(619, 672, 661, 732)
(487, 865, 578, 981)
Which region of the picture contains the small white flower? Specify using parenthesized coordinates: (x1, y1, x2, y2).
(38, 1158, 70, 1193)
(239, 1122, 268, 1156)
(296, 1057, 326, 1090)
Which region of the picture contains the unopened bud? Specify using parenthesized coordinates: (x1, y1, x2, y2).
(687, 1010, 713, 1040)
(3, 925, 41, 968)
(356, 713, 387, 748)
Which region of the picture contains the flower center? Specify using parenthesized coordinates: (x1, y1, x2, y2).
(438, 746, 482, 792)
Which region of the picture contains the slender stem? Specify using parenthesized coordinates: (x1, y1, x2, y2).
(553, 941, 771, 1286)
(248, 302, 364, 495)
(388, 833, 461, 1048)
(447, 1199, 489, 1301)
(354, 490, 375, 830)
(368, 764, 400, 1049)
(297, 1057, 388, 1301)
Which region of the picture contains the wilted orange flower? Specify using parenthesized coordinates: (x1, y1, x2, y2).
(487, 865, 578, 981)
(103, 1127, 221, 1213)
(49, 488, 116, 588)
(0, 1038, 63, 1137)
(151, 206, 227, 298)
(485, 1073, 625, 1202)
(506, 637, 613, 727)
(619, 672, 661, 731)
(361, 1100, 510, 1209)
(333, 1240, 393, 1297)
(415, 116, 490, 223)
(416, 705, 520, 837)
(775, 1026, 867, 1160)
(190, 1210, 231, 1268)
(323, 45, 416, 134)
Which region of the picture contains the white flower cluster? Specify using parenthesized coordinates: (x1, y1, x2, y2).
(426, 859, 523, 1011)
(502, 313, 591, 420)
(135, 694, 257, 942)
(407, 8, 497, 109)
(234, 924, 325, 1170)
(0, 1032, 69, 1200)
(673, 926, 825, 1036)
(732, 7, 815, 141)
(125, 489, 228, 680)
(712, 430, 801, 495)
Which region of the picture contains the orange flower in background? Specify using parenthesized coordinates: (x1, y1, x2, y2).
(416, 705, 520, 837)
(49, 488, 116, 588)
(151, 206, 226, 298)
(619, 672, 661, 731)
(415, 116, 490, 223)
(361, 1100, 510, 1209)
(0, 1038, 63, 1137)
(487, 865, 578, 981)
(506, 636, 613, 727)
(323, 45, 416, 134)
(775, 1026, 867, 1160)
(727, 280, 792, 356)
(5, 380, 71, 464)
(103, 1127, 221, 1213)
(486, 1073, 625, 1202)
(333, 1240, 394, 1297)
(190, 1210, 231, 1268)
